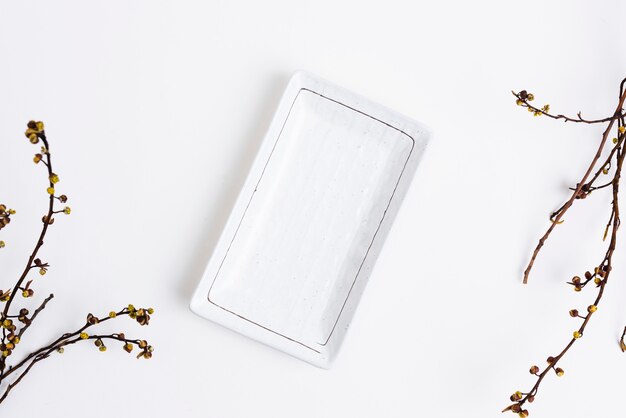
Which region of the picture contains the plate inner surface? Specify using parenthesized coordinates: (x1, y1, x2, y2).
(208, 89, 413, 349)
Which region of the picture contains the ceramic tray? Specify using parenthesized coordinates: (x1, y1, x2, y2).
(191, 72, 430, 368)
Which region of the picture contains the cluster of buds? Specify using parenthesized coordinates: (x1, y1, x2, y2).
(136, 339, 153, 359)
(0, 319, 18, 357)
(0, 204, 15, 249)
(24, 121, 45, 144)
(514, 90, 550, 117)
(568, 266, 607, 292)
(503, 391, 531, 416)
(17, 308, 31, 326)
(127, 304, 152, 326)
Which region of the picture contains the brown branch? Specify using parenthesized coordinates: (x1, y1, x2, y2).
(1, 134, 55, 317)
(505, 79, 626, 416)
(16, 293, 54, 339)
(522, 89, 626, 284)
(0, 122, 153, 405)
(512, 91, 626, 124)
(1, 308, 129, 381)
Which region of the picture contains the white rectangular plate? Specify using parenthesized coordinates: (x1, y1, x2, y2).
(191, 72, 430, 368)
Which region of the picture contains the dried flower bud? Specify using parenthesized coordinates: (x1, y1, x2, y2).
(555, 367, 564, 377)
(569, 309, 579, 317)
(529, 365, 540, 374)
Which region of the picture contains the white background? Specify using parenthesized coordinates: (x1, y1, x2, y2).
(0, 1, 625, 417)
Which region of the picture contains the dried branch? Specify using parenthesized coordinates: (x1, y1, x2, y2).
(0, 122, 154, 405)
(522, 89, 626, 284)
(503, 79, 626, 416)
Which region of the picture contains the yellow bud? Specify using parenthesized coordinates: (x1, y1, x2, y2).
(588, 305, 597, 313)
(39, 268, 46, 276)
(99, 345, 107, 352)
(0, 241, 5, 248)
(49, 174, 59, 184)
(109, 311, 117, 318)
(573, 331, 582, 339)
(619, 126, 626, 134)
(63, 207, 71, 215)
(147, 308, 154, 314)
(47, 187, 55, 195)
(80, 332, 89, 339)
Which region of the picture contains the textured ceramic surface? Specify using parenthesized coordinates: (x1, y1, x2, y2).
(191, 72, 430, 368)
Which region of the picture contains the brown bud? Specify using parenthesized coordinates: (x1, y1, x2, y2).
(569, 309, 579, 317)
(547, 356, 555, 364)
(584, 271, 592, 279)
(529, 365, 540, 374)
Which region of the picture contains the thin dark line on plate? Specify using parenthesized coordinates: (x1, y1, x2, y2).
(207, 86, 415, 353)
